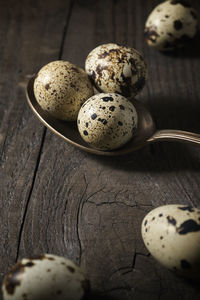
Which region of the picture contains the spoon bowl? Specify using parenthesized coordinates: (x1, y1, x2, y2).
(26, 76, 200, 156)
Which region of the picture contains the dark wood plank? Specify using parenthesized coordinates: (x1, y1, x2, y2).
(0, 0, 72, 295)
(1, 0, 200, 299)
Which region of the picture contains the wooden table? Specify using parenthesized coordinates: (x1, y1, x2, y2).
(0, 0, 200, 299)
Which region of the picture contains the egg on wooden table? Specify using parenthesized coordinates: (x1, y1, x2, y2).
(141, 205, 200, 279)
(2, 254, 89, 300)
(77, 93, 138, 151)
(85, 43, 147, 99)
(34, 60, 94, 121)
(144, 0, 199, 51)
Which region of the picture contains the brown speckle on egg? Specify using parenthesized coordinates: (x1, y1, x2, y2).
(91, 113, 97, 120)
(83, 130, 88, 136)
(45, 83, 50, 90)
(174, 20, 183, 30)
(102, 96, 114, 102)
(181, 259, 191, 269)
(24, 262, 34, 267)
(166, 215, 177, 226)
(144, 26, 160, 43)
(67, 266, 75, 273)
(4, 262, 24, 295)
(178, 206, 195, 212)
(177, 219, 200, 234)
(47, 257, 55, 261)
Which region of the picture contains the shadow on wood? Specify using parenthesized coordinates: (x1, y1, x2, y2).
(86, 293, 116, 300)
(149, 95, 200, 132)
(160, 31, 200, 59)
(86, 142, 199, 172)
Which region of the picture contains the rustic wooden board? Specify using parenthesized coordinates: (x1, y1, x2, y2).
(0, 0, 72, 297)
(0, 0, 200, 299)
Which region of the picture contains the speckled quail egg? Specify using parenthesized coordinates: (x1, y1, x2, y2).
(85, 43, 147, 99)
(144, 0, 199, 51)
(77, 93, 138, 150)
(34, 60, 94, 121)
(2, 253, 89, 300)
(141, 204, 200, 279)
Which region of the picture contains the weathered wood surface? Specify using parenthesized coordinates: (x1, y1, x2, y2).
(0, 0, 200, 299)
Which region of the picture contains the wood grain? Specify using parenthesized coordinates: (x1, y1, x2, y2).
(0, 0, 72, 296)
(0, 0, 200, 299)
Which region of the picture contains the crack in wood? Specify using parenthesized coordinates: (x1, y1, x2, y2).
(58, 0, 75, 60)
(76, 174, 88, 265)
(80, 187, 153, 211)
(100, 285, 132, 295)
(110, 251, 151, 278)
(130, 251, 150, 272)
(15, 127, 47, 262)
(15, 0, 75, 261)
(0, 132, 8, 167)
(111, 266, 133, 276)
(80, 187, 106, 214)
(84, 199, 153, 210)
(112, 0, 117, 43)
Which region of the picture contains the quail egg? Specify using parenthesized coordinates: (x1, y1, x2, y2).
(85, 43, 147, 99)
(34, 60, 94, 121)
(144, 0, 199, 51)
(141, 204, 200, 279)
(2, 254, 89, 300)
(77, 93, 138, 150)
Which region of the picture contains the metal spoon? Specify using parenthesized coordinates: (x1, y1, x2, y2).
(26, 77, 200, 156)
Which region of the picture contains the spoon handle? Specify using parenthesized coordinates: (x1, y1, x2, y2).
(148, 129, 200, 145)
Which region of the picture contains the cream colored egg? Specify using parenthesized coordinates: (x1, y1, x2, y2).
(141, 205, 200, 278)
(2, 254, 89, 300)
(77, 93, 138, 150)
(144, 0, 198, 51)
(85, 43, 147, 99)
(34, 60, 94, 121)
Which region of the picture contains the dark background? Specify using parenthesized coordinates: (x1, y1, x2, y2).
(0, 0, 200, 299)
